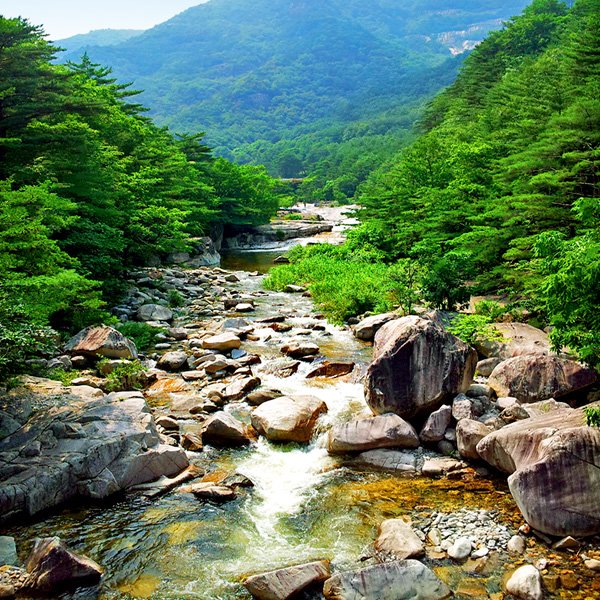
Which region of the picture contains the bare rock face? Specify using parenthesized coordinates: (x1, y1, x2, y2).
(25, 537, 102, 593)
(353, 313, 398, 342)
(244, 560, 331, 600)
(476, 403, 600, 537)
(456, 419, 493, 460)
(322, 560, 452, 600)
(365, 316, 477, 420)
(375, 519, 424, 560)
(488, 355, 597, 403)
(475, 323, 551, 360)
(327, 414, 419, 454)
(251, 396, 327, 443)
(0, 382, 189, 520)
(65, 326, 137, 359)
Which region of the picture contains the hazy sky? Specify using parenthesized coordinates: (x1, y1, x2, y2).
(0, 0, 208, 40)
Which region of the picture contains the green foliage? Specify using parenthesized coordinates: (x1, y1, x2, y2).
(448, 315, 504, 346)
(115, 322, 163, 352)
(101, 359, 146, 392)
(0, 296, 58, 380)
(48, 368, 80, 386)
(584, 406, 600, 428)
(168, 289, 185, 308)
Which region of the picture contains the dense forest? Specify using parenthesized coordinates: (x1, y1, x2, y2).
(267, 0, 599, 368)
(0, 17, 282, 373)
(60, 0, 530, 202)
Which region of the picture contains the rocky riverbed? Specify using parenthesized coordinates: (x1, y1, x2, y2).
(1, 259, 599, 599)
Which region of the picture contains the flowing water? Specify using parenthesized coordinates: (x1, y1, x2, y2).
(7, 250, 591, 599)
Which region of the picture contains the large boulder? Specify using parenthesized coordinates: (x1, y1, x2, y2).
(137, 304, 173, 322)
(201, 332, 241, 352)
(488, 355, 597, 403)
(65, 326, 137, 360)
(251, 396, 327, 443)
(476, 403, 600, 537)
(365, 316, 477, 420)
(25, 537, 102, 592)
(322, 560, 452, 600)
(202, 412, 251, 447)
(353, 313, 398, 342)
(475, 323, 551, 360)
(0, 384, 189, 520)
(244, 560, 331, 600)
(375, 519, 424, 560)
(328, 414, 419, 454)
(456, 419, 493, 460)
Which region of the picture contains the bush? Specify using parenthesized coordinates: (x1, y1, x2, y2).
(116, 322, 164, 352)
(168, 289, 185, 308)
(101, 360, 146, 392)
(448, 314, 504, 346)
(0, 297, 58, 381)
(584, 406, 600, 428)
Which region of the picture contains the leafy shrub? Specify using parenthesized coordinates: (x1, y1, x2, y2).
(102, 360, 146, 392)
(0, 296, 58, 381)
(584, 406, 600, 428)
(168, 289, 185, 308)
(116, 322, 164, 352)
(448, 314, 504, 346)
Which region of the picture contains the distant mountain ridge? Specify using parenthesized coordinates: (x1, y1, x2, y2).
(57, 29, 144, 52)
(59, 0, 531, 172)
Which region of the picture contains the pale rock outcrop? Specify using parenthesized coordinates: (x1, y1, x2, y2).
(322, 560, 452, 600)
(0, 382, 188, 520)
(475, 323, 551, 360)
(251, 396, 327, 443)
(365, 316, 477, 420)
(488, 355, 596, 403)
(350, 449, 418, 473)
(328, 414, 419, 454)
(477, 403, 600, 536)
(65, 326, 137, 360)
(244, 560, 331, 600)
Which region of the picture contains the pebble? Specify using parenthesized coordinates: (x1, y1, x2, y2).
(448, 537, 472, 560)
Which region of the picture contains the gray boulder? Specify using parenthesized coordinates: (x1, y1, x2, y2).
(244, 560, 331, 600)
(419, 405, 452, 443)
(477, 403, 600, 536)
(456, 419, 493, 460)
(365, 316, 477, 420)
(353, 312, 398, 342)
(137, 304, 173, 322)
(65, 326, 137, 359)
(156, 351, 189, 372)
(322, 560, 452, 600)
(202, 412, 250, 447)
(328, 414, 419, 454)
(488, 355, 597, 403)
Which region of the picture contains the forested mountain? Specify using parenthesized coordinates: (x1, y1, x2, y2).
(57, 29, 144, 53)
(60, 0, 531, 197)
(0, 16, 282, 372)
(268, 0, 599, 367)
